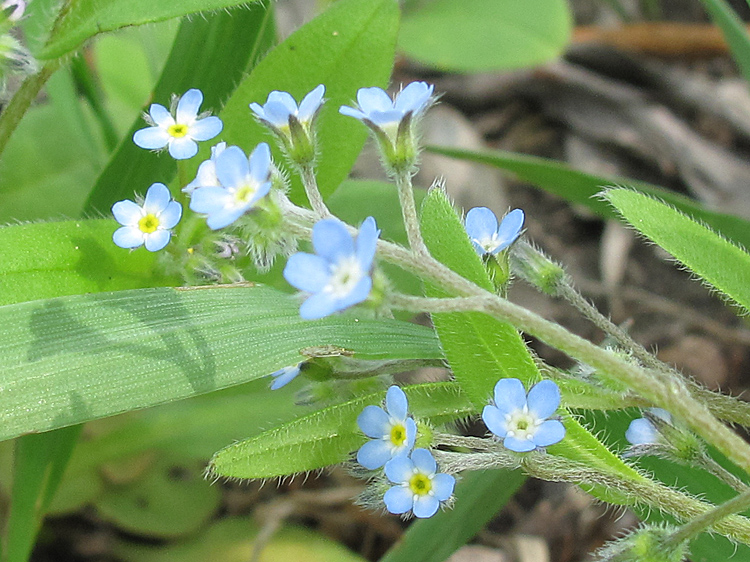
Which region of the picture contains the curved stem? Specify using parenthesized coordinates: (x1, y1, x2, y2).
(299, 163, 331, 219)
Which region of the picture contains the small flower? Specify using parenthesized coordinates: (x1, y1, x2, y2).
(183, 142, 227, 194)
(626, 408, 672, 446)
(283, 216, 380, 320)
(133, 89, 223, 160)
(384, 448, 455, 518)
(269, 363, 302, 390)
(112, 183, 182, 252)
(2, 0, 25, 22)
(465, 208, 524, 256)
(482, 378, 565, 452)
(189, 143, 273, 230)
(357, 386, 417, 469)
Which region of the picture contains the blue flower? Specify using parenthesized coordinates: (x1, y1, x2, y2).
(283, 216, 380, 320)
(133, 89, 223, 160)
(269, 363, 302, 390)
(339, 82, 433, 135)
(112, 183, 182, 252)
(482, 378, 565, 452)
(183, 142, 227, 194)
(465, 208, 524, 256)
(626, 408, 672, 446)
(384, 448, 455, 518)
(189, 143, 273, 230)
(250, 85, 325, 131)
(357, 386, 417, 470)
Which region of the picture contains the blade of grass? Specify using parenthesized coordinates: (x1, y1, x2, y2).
(699, 0, 750, 85)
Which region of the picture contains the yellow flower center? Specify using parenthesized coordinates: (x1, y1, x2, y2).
(138, 214, 160, 234)
(168, 124, 188, 138)
(235, 184, 256, 204)
(390, 424, 407, 447)
(409, 473, 432, 496)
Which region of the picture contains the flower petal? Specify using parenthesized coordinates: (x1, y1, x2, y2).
(384, 486, 413, 515)
(260, 100, 293, 128)
(143, 183, 171, 213)
(336, 275, 372, 311)
(495, 208, 524, 250)
(385, 385, 408, 420)
(113, 226, 144, 249)
(356, 439, 392, 470)
(159, 201, 183, 229)
(405, 418, 417, 449)
(465, 207, 498, 242)
(206, 208, 244, 231)
(215, 146, 250, 188)
(357, 87, 393, 114)
(357, 405, 390, 438)
(367, 109, 402, 127)
(384, 455, 414, 484)
(532, 419, 566, 447)
(190, 186, 230, 215)
(299, 291, 341, 320)
(133, 126, 170, 150)
(298, 84, 325, 122)
(176, 88, 203, 123)
(112, 200, 142, 226)
(482, 405, 508, 439)
(283, 253, 331, 293)
(394, 81, 433, 114)
(267, 91, 298, 114)
(492, 378, 527, 416)
(503, 435, 536, 453)
(412, 495, 439, 519)
(312, 219, 354, 262)
(189, 116, 223, 141)
(339, 105, 366, 120)
(526, 380, 560, 419)
(270, 364, 301, 390)
(626, 418, 658, 446)
(148, 103, 172, 126)
(248, 143, 272, 185)
(249, 102, 265, 120)
(168, 137, 199, 160)
(410, 448, 436, 475)
(431, 473, 456, 501)
(356, 216, 379, 272)
(144, 229, 171, 252)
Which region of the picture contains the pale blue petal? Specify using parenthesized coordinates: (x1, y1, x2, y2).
(394, 82, 433, 114)
(385, 455, 414, 484)
(503, 435, 536, 453)
(148, 104, 171, 126)
(412, 495, 439, 519)
(357, 405, 390, 438)
(249, 102, 265, 119)
(133, 127, 169, 149)
(298, 84, 325, 121)
(492, 378, 527, 417)
(357, 87, 393, 114)
(626, 418, 658, 446)
(339, 105, 366, 120)
(384, 486, 413, 514)
(526, 380, 560, 419)
(113, 226, 144, 249)
(482, 405, 508, 438)
(262, 101, 293, 127)
(190, 116, 223, 141)
(206, 208, 244, 230)
(410, 448, 436, 475)
(160, 201, 182, 229)
(283, 253, 331, 293)
(267, 91, 297, 114)
(270, 364, 301, 390)
(336, 275, 372, 311)
(405, 418, 417, 450)
(112, 200, 141, 226)
(176, 88, 203, 123)
(357, 439, 392, 470)
(495, 208, 524, 251)
(470, 240, 485, 256)
(299, 291, 340, 320)
(431, 473, 455, 501)
(248, 143, 271, 184)
(185, 160, 218, 193)
(144, 229, 171, 252)
(312, 219, 354, 262)
(143, 183, 170, 212)
(648, 408, 672, 423)
(356, 216, 379, 272)
(532, 419, 565, 447)
(168, 137, 198, 159)
(385, 385, 408, 420)
(216, 146, 249, 188)
(190, 186, 229, 215)
(367, 109, 402, 127)
(465, 207, 498, 241)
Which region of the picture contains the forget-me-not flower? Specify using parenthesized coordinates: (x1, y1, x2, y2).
(250, 84, 325, 132)
(189, 143, 272, 230)
(465, 208, 524, 256)
(112, 183, 182, 252)
(384, 448, 455, 519)
(283, 216, 380, 320)
(357, 385, 417, 470)
(626, 408, 672, 446)
(339, 82, 433, 137)
(133, 89, 223, 160)
(482, 378, 565, 452)
(183, 142, 226, 194)
(268, 363, 302, 391)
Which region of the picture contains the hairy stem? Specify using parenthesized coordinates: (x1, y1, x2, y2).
(299, 163, 331, 219)
(394, 171, 428, 257)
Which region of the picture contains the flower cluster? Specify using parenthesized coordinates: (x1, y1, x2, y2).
(1, 0, 35, 91)
(357, 386, 455, 519)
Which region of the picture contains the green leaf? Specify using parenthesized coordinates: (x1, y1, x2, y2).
(427, 145, 750, 251)
(208, 382, 473, 479)
(0, 284, 442, 442)
(603, 188, 750, 314)
(699, 0, 750, 86)
(399, 0, 571, 72)
(379, 469, 525, 562)
(84, 5, 275, 213)
(39, 0, 267, 59)
(213, 0, 399, 206)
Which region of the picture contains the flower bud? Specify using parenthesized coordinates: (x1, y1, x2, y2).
(510, 239, 566, 296)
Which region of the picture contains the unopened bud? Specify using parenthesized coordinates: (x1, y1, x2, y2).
(510, 239, 565, 296)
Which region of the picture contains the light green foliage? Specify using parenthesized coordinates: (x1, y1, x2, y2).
(214, 0, 399, 205)
(699, 0, 750, 86)
(207, 382, 473, 479)
(0, 284, 442, 441)
(39, 0, 264, 59)
(604, 189, 750, 314)
(399, 0, 571, 72)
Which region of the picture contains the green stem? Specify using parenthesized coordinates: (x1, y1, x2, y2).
(698, 454, 749, 493)
(299, 162, 331, 218)
(394, 170, 428, 257)
(664, 487, 750, 547)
